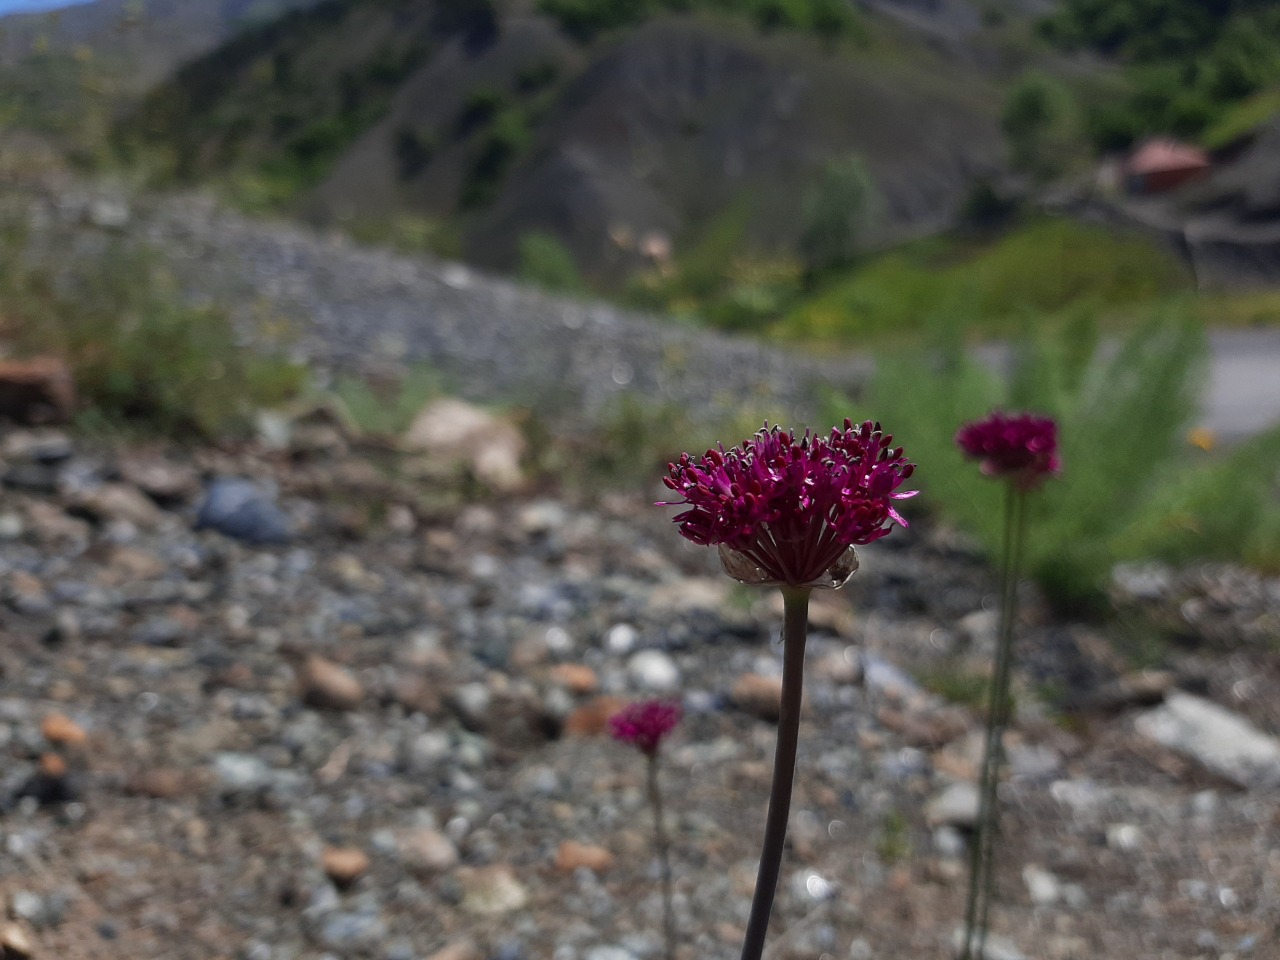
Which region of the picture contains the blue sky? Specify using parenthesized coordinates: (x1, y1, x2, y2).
(0, 0, 95, 14)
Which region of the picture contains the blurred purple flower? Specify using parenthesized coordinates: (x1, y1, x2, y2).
(610, 700, 683, 756)
(955, 412, 1060, 489)
(660, 420, 915, 589)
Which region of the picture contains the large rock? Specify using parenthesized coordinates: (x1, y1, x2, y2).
(195, 477, 292, 544)
(1134, 692, 1280, 789)
(0, 357, 76, 424)
(401, 398, 525, 493)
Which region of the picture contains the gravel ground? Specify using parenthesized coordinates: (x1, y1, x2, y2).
(19, 185, 869, 432)
(2, 425, 1280, 960)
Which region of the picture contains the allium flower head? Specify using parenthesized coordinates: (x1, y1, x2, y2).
(660, 420, 916, 589)
(955, 411, 1060, 489)
(610, 700, 683, 756)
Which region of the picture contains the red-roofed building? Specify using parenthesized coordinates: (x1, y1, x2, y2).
(1125, 138, 1211, 194)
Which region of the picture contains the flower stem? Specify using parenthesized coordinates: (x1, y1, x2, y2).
(740, 586, 811, 960)
(647, 751, 677, 960)
(960, 483, 1028, 959)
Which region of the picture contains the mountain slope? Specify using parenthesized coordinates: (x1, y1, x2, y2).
(123, 0, 1013, 279)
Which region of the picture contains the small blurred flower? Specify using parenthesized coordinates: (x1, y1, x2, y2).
(660, 420, 915, 589)
(1187, 426, 1216, 452)
(955, 412, 1060, 488)
(610, 700, 683, 756)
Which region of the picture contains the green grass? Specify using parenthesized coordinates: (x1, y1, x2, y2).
(1113, 425, 1280, 572)
(0, 226, 306, 438)
(1196, 289, 1280, 329)
(849, 308, 1262, 614)
(1200, 87, 1280, 151)
(918, 665, 992, 710)
(327, 365, 447, 437)
(775, 218, 1192, 347)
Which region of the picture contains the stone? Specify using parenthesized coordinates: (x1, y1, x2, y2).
(317, 910, 386, 952)
(563, 697, 628, 738)
(548, 663, 600, 695)
(195, 478, 292, 545)
(117, 454, 199, 503)
(458, 865, 528, 916)
(426, 941, 484, 960)
(126, 767, 190, 799)
(40, 712, 87, 747)
(862, 655, 922, 700)
(876, 706, 970, 748)
(73, 484, 165, 528)
(0, 356, 76, 424)
(1106, 824, 1143, 852)
(447, 682, 492, 730)
(950, 930, 1028, 960)
(402, 398, 526, 493)
(924, 782, 980, 829)
(6, 572, 51, 616)
(730, 673, 784, 722)
(322, 846, 371, 888)
(1088, 669, 1176, 713)
(555, 841, 615, 873)
(395, 827, 459, 875)
(626, 650, 680, 693)
(645, 578, 727, 614)
(2, 429, 73, 462)
(585, 948, 636, 960)
(813, 647, 862, 684)
(105, 546, 168, 582)
(298, 656, 364, 712)
(0, 922, 34, 958)
(211, 752, 273, 795)
(1112, 562, 1175, 601)
(22, 502, 89, 543)
(957, 609, 1000, 652)
(1134, 692, 1280, 789)
(1022, 864, 1061, 906)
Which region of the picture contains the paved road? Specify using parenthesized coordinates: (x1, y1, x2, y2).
(1203, 329, 1280, 442)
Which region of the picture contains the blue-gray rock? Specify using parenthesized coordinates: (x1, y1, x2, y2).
(196, 478, 292, 545)
(317, 910, 387, 952)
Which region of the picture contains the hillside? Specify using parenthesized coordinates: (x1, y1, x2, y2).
(0, 0, 322, 161)
(0, 0, 321, 88)
(121, 0, 1022, 280)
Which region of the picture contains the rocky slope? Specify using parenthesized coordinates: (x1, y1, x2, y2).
(1, 411, 1279, 960)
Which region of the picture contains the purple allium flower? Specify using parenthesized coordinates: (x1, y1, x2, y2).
(610, 700, 683, 756)
(660, 420, 916, 589)
(955, 412, 1060, 489)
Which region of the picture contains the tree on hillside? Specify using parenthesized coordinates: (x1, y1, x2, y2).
(798, 153, 876, 284)
(1002, 72, 1076, 180)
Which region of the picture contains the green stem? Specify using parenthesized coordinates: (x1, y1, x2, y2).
(648, 751, 677, 960)
(960, 483, 1027, 959)
(739, 586, 811, 960)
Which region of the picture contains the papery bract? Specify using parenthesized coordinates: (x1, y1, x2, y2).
(660, 420, 915, 588)
(610, 700, 683, 756)
(955, 412, 1060, 489)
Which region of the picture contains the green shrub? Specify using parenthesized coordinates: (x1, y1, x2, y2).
(855, 309, 1238, 613)
(346, 214, 462, 259)
(455, 88, 505, 137)
(518, 231, 584, 293)
(1, 237, 305, 438)
(776, 218, 1191, 347)
(798, 153, 876, 280)
(1001, 71, 1080, 179)
(537, 0, 861, 44)
(328, 364, 446, 437)
(1113, 425, 1280, 572)
(460, 107, 531, 208)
